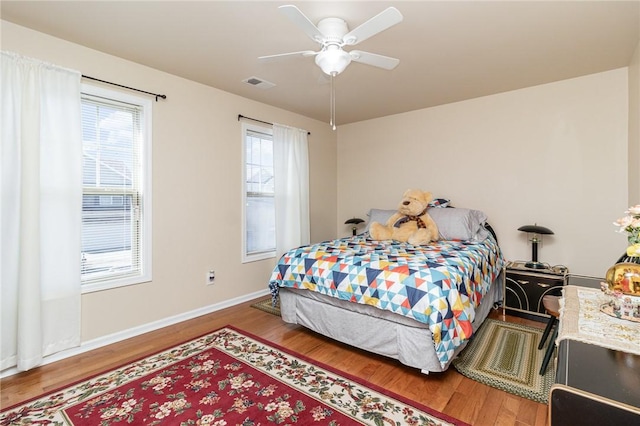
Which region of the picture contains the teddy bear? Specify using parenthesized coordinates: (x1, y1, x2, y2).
(369, 189, 439, 245)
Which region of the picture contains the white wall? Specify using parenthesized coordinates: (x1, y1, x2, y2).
(629, 39, 640, 205)
(1, 21, 338, 342)
(337, 69, 629, 277)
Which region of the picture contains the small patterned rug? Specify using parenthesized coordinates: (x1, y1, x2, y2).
(1, 326, 468, 425)
(452, 319, 555, 404)
(250, 296, 280, 316)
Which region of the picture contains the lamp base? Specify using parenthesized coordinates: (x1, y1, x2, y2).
(525, 261, 547, 269)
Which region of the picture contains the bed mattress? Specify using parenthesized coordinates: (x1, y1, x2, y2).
(279, 273, 503, 374)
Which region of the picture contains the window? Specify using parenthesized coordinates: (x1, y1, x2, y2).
(80, 85, 152, 292)
(242, 122, 276, 262)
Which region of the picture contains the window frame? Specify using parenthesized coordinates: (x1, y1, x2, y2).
(241, 121, 276, 263)
(80, 84, 152, 293)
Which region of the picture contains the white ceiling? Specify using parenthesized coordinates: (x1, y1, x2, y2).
(2, 1, 639, 126)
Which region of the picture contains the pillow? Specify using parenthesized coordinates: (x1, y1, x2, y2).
(365, 205, 488, 241)
(364, 208, 396, 233)
(428, 208, 489, 241)
(429, 198, 450, 208)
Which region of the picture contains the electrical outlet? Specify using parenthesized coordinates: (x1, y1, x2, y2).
(207, 270, 215, 285)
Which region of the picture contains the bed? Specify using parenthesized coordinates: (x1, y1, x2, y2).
(268, 205, 506, 374)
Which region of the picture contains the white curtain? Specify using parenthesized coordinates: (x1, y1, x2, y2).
(1, 51, 82, 371)
(273, 124, 310, 259)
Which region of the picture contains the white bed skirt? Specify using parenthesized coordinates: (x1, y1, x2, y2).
(279, 272, 503, 374)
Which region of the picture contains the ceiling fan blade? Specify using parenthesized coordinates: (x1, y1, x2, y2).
(278, 5, 324, 43)
(349, 50, 400, 70)
(343, 7, 403, 46)
(258, 50, 318, 62)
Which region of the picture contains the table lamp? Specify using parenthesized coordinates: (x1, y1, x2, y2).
(345, 217, 364, 236)
(518, 224, 554, 269)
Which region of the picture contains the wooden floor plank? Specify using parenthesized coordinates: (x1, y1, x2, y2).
(472, 387, 508, 426)
(0, 299, 549, 425)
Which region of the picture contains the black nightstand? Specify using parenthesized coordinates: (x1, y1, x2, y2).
(551, 275, 639, 425)
(503, 261, 568, 322)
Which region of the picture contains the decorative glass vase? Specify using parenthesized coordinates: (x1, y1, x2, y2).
(616, 253, 640, 264)
(605, 262, 640, 296)
(602, 262, 640, 322)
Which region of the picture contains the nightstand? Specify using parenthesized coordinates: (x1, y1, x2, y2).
(503, 260, 568, 322)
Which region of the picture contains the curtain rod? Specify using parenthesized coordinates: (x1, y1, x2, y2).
(238, 114, 310, 135)
(82, 75, 167, 101)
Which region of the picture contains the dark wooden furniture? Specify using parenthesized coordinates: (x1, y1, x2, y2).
(538, 295, 561, 375)
(503, 261, 567, 322)
(550, 274, 640, 425)
(563, 274, 601, 289)
(552, 340, 640, 425)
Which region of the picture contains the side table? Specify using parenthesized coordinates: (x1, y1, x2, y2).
(551, 340, 640, 424)
(550, 279, 640, 425)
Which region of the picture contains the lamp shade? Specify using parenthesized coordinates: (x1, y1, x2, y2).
(518, 224, 554, 235)
(345, 217, 364, 236)
(345, 218, 364, 225)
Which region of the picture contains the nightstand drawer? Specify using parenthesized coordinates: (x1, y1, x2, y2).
(504, 262, 566, 320)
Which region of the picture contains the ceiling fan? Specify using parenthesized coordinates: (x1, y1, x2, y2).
(259, 5, 403, 129)
(259, 5, 403, 76)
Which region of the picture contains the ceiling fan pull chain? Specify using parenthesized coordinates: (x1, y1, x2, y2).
(331, 73, 336, 130)
(329, 74, 333, 127)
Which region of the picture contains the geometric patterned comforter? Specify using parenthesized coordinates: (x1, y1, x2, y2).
(269, 233, 505, 368)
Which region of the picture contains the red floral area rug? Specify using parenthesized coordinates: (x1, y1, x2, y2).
(1, 326, 468, 425)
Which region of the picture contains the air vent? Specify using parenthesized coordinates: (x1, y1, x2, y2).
(242, 76, 275, 89)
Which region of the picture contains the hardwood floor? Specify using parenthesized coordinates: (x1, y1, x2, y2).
(0, 298, 550, 425)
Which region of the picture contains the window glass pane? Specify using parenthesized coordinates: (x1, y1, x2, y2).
(82, 101, 137, 190)
(260, 139, 273, 170)
(262, 166, 274, 194)
(250, 136, 260, 164)
(246, 165, 257, 193)
(246, 195, 275, 254)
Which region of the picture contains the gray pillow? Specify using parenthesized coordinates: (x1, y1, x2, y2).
(428, 208, 489, 241)
(364, 209, 397, 233)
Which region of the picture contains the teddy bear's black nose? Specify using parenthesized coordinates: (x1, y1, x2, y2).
(403, 201, 410, 205)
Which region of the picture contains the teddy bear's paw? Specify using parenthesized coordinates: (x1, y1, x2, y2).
(408, 236, 429, 246)
(369, 222, 392, 241)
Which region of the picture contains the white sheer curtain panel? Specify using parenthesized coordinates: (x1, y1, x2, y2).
(273, 124, 310, 259)
(1, 51, 82, 372)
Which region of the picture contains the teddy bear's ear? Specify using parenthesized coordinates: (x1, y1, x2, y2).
(421, 191, 434, 203)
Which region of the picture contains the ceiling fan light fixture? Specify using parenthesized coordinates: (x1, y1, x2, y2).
(315, 46, 352, 76)
(264, 5, 404, 130)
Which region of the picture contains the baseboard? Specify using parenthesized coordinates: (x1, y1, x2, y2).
(1, 289, 270, 379)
